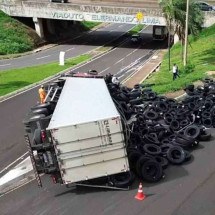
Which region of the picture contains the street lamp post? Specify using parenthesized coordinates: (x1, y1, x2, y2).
(183, 0, 189, 66)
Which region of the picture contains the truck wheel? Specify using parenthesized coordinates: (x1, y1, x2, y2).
(31, 103, 51, 111)
(29, 114, 46, 122)
(32, 108, 49, 116)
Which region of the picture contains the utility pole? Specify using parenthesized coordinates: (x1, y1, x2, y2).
(183, 0, 189, 66)
(168, 22, 171, 71)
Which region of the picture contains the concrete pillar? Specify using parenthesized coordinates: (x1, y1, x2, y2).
(33, 17, 44, 39)
(47, 19, 55, 34)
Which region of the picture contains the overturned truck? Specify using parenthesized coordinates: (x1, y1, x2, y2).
(24, 73, 214, 189)
(23, 76, 133, 189)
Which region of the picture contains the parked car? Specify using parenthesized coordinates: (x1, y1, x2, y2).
(196, 1, 215, 11)
(131, 34, 142, 44)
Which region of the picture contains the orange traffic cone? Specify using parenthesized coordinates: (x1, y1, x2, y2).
(135, 183, 146, 201)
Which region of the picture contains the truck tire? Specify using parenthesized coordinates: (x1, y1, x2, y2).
(32, 108, 49, 116)
(31, 103, 51, 111)
(29, 114, 46, 122)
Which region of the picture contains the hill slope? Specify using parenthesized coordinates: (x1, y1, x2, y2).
(0, 11, 42, 55)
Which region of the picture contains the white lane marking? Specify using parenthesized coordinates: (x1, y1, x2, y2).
(118, 25, 123, 28)
(99, 67, 110, 74)
(109, 29, 115, 32)
(0, 152, 28, 175)
(36, 55, 51, 60)
(114, 58, 125, 65)
(65, 48, 74, 52)
(0, 63, 11, 67)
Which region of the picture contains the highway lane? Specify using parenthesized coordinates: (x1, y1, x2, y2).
(0, 26, 156, 171)
(1, 131, 215, 215)
(0, 23, 133, 71)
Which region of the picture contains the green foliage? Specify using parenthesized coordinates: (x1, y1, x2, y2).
(181, 63, 195, 74)
(160, 0, 204, 41)
(128, 24, 144, 35)
(144, 24, 215, 94)
(0, 54, 91, 96)
(0, 11, 35, 55)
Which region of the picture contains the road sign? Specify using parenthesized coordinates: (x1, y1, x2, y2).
(136, 12, 144, 22)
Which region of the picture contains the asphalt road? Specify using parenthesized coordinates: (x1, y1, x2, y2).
(0, 25, 158, 171)
(0, 23, 133, 71)
(1, 131, 215, 215)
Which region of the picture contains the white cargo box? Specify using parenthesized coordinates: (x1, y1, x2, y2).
(47, 78, 129, 184)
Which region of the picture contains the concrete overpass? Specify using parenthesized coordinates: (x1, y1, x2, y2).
(0, 0, 166, 38)
(0, 0, 215, 38)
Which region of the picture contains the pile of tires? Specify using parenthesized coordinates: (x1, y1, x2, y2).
(105, 75, 213, 183)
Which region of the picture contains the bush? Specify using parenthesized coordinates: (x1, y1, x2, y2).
(181, 63, 195, 74)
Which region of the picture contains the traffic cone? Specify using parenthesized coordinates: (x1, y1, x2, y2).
(135, 183, 146, 201)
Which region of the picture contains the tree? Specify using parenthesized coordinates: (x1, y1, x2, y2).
(160, 0, 204, 62)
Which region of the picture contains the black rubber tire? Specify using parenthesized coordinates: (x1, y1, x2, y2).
(32, 108, 49, 116)
(144, 110, 158, 120)
(141, 160, 163, 182)
(31, 103, 51, 111)
(136, 155, 154, 176)
(170, 120, 180, 131)
(202, 118, 212, 128)
(184, 125, 200, 139)
(167, 146, 186, 165)
(154, 156, 169, 169)
(161, 144, 173, 156)
(29, 114, 46, 122)
(143, 144, 161, 156)
(111, 171, 135, 188)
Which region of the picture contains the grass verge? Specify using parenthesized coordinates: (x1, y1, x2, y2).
(144, 24, 215, 94)
(0, 54, 91, 96)
(128, 24, 144, 35)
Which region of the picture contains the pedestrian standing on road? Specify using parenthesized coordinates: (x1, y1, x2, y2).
(38, 85, 47, 104)
(172, 63, 179, 81)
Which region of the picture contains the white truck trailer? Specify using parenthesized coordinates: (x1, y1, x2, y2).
(24, 77, 131, 189)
